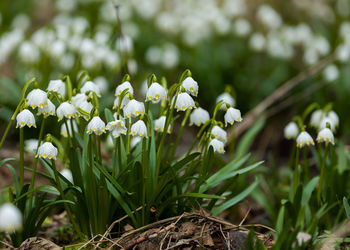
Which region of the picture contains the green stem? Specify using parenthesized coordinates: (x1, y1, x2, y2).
(171, 109, 190, 160)
(317, 145, 329, 203)
(112, 138, 118, 178)
(291, 147, 300, 200)
(288, 143, 296, 169)
(19, 128, 24, 190)
(127, 117, 132, 154)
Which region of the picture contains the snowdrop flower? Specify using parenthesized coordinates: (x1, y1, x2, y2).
(47, 79, 66, 97)
(249, 33, 266, 51)
(130, 120, 148, 137)
(224, 108, 242, 126)
(71, 93, 88, 107)
(131, 136, 142, 148)
(81, 81, 101, 97)
(35, 142, 58, 160)
(296, 232, 312, 246)
(211, 126, 227, 143)
(0, 203, 22, 232)
(106, 120, 127, 138)
(146, 82, 167, 103)
(175, 93, 195, 112)
(216, 93, 235, 110)
(284, 122, 299, 139)
(61, 121, 78, 137)
(27, 89, 48, 109)
(60, 169, 73, 183)
(317, 128, 335, 145)
(37, 99, 55, 117)
(327, 111, 339, 127)
(182, 77, 198, 96)
(319, 117, 335, 131)
(208, 139, 225, 154)
(57, 102, 76, 121)
(16, 109, 36, 128)
(78, 101, 93, 120)
(323, 64, 339, 82)
(154, 116, 171, 133)
(87, 116, 106, 135)
(124, 100, 145, 118)
(24, 139, 39, 154)
(310, 109, 323, 128)
(189, 108, 210, 126)
(94, 76, 108, 94)
(113, 95, 130, 109)
(257, 5, 282, 30)
(115, 81, 134, 97)
(296, 131, 314, 148)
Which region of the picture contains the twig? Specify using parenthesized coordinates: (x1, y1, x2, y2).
(239, 208, 251, 227)
(230, 53, 335, 140)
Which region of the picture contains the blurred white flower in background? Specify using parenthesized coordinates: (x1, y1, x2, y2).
(0, 203, 23, 232)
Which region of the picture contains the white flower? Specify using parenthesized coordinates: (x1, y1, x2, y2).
(57, 102, 76, 121)
(182, 77, 198, 96)
(189, 108, 210, 126)
(175, 93, 195, 112)
(319, 117, 335, 131)
(130, 120, 148, 137)
(47, 79, 66, 97)
(124, 100, 145, 118)
(87, 116, 106, 135)
(113, 95, 130, 109)
(327, 111, 339, 128)
(131, 136, 142, 148)
(296, 232, 311, 246)
(27, 89, 48, 109)
(317, 128, 335, 145)
(35, 142, 58, 160)
(154, 116, 171, 133)
(61, 120, 78, 137)
(81, 81, 101, 97)
(323, 64, 339, 82)
(71, 93, 88, 107)
(60, 169, 73, 183)
(211, 126, 227, 143)
(94, 76, 108, 94)
(310, 109, 323, 128)
(115, 81, 134, 97)
(37, 99, 55, 117)
(24, 139, 39, 154)
(106, 120, 127, 138)
(296, 131, 314, 148)
(77, 101, 93, 120)
(224, 108, 242, 126)
(146, 82, 167, 103)
(216, 93, 235, 110)
(16, 109, 36, 128)
(0, 203, 22, 232)
(284, 122, 299, 139)
(208, 139, 225, 154)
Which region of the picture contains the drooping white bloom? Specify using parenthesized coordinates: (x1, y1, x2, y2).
(71, 93, 88, 107)
(81, 81, 101, 97)
(154, 116, 171, 133)
(182, 77, 198, 97)
(174, 92, 195, 112)
(57, 102, 76, 121)
(146, 82, 167, 103)
(124, 100, 145, 118)
(60, 120, 78, 137)
(211, 126, 227, 143)
(87, 116, 106, 135)
(317, 128, 335, 145)
(77, 101, 93, 120)
(35, 142, 58, 160)
(189, 108, 210, 126)
(208, 139, 225, 154)
(249, 33, 266, 51)
(310, 109, 323, 128)
(284, 122, 299, 139)
(296, 232, 312, 246)
(296, 131, 314, 148)
(115, 81, 134, 97)
(60, 169, 73, 183)
(37, 99, 55, 117)
(327, 111, 339, 128)
(0, 203, 22, 232)
(131, 136, 142, 148)
(216, 93, 235, 110)
(130, 120, 148, 137)
(27, 89, 48, 109)
(94, 76, 108, 94)
(113, 95, 130, 109)
(319, 117, 335, 131)
(224, 108, 242, 126)
(24, 139, 39, 154)
(257, 5, 282, 30)
(47, 79, 66, 97)
(323, 64, 339, 82)
(106, 120, 127, 138)
(16, 109, 36, 128)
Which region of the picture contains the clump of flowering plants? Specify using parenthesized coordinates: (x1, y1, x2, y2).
(0, 69, 262, 244)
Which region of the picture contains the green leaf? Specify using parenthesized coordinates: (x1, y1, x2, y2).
(338, 142, 348, 174)
(178, 193, 224, 200)
(301, 176, 319, 206)
(343, 197, 350, 218)
(212, 178, 259, 216)
(13, 185, 59, 203)
(1, 163, 20, 194)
